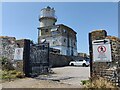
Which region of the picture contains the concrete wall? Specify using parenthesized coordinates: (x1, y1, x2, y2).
(40, 6, 57, 27)
(40, 18, 56, 27)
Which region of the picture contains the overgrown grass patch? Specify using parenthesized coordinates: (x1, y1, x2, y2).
(0, 70, 25, 82)
(81, 76, 119, 89)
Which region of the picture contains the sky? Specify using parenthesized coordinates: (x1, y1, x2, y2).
(1, 2, 118, 54)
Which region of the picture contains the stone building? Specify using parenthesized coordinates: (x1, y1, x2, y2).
(38, 6, 77, 56)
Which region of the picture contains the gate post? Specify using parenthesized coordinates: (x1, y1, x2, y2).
(47, 43, 50, 73)
(118, 1, 120, 87)
(23, 39, 30, 77)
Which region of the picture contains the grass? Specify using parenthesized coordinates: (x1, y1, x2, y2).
(81, 76, 119, 89)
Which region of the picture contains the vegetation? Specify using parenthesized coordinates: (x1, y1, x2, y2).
(0, 57, 25, 82)
(0, 70, 25, 82)
(0, 56, 14, 70)
(81, 76, 119, 89)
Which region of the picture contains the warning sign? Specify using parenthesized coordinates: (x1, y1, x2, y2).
(92, 39, 112, 62)
(14, 48, 23, 60)
(97, 46, 106, 53)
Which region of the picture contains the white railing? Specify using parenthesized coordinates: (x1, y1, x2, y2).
(39, 15, 57, 19)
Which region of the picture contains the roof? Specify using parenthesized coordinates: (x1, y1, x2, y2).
(56, 24, 77, 34)
(38, 24, 77, 34)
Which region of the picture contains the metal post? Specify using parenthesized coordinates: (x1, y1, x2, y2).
(23, 39, 30, 77)
(118, 1, 120, 87)
(47, 43, 50, 73)
(89, 32, 93, 77)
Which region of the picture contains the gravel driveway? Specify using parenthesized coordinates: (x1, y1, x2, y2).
(49, 66, 90, 86)
(2, 66, 90, 88)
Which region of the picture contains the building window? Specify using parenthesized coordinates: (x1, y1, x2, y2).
(52, 31, 58, 35)
(53, 39, 57, 45)
(51, 28, 58, 35)
(45, 29, 48, 32)
(74, 42, 75, 46)
(51, 28, 57, 32)
(63, 29, 66, 33)
(53, 41, 55, 44)
(64, 39, 66, 43)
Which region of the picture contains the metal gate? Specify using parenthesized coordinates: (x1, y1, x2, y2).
(27, 43, 49, 77)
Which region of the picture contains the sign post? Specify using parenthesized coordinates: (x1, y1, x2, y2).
(92, 39, 112, 62)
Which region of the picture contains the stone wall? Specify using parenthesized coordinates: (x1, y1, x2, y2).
(0, 36, 86, 77)
(49, 53, 84, 67)
(0, 36, 17, 62)
(89, 30, 120, 86)
(49, 53, 72, 67)
(0, 36, 31, 72)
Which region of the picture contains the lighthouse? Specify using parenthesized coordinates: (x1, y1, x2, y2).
(39, 6, 57, 27)
(38, 6, 77, 56)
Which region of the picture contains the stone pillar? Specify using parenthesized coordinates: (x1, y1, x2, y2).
(89, 30, 107, 76)
(16, 39, 30, 76)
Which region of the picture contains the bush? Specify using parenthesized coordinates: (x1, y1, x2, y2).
(0, 56, 25, 82)
(82, 76, 118, 89)
(81, 80, 89, 85)
(1, 70, 15, 81)
(9, 70, 17, 74)
(1, 70, 25, 82)
(0, 56, 14, 70)
(15, 71, 25, 78)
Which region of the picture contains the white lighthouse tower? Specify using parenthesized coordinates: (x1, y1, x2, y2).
(38, 6, 77, 56)
(39, 6, 57, 27)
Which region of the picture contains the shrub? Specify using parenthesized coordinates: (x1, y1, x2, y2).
(15, 71, 25, 78)
(1, 70, 25, 82)
(0, 56, 14, 70)
(81, 80, 90, 85)
(82, 76, 118, 89)
(9, 70, 17, 74)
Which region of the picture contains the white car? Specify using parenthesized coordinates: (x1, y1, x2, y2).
(69, 59, 90, 67)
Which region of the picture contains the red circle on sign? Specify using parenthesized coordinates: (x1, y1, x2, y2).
(97, 46, 106, 53)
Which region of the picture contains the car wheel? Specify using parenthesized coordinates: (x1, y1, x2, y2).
(82, 63, 86, 67)
(71, 63, 74, 66)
